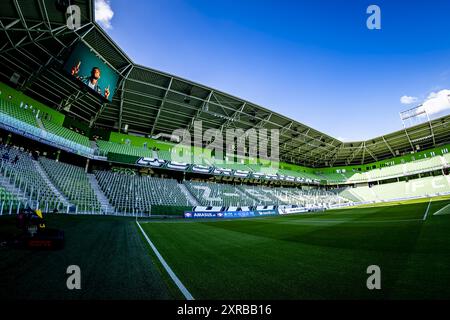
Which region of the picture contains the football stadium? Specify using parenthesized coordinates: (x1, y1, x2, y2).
(1, 0, 450, 305)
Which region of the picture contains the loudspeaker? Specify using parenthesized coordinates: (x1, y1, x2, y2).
(10, 72, 20, 85)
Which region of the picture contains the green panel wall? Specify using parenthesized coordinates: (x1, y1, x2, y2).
(109, 132, 174, 151)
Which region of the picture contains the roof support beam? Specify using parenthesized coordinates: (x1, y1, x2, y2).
(255, 113, 273, 129)
(364, 146, 378, 162)
(219, 102, 245, 133)
(346, 142, 364, 165)
(118, 65, 134, 131)
(149, 77, 173, 136)
(382, 136, 396, 157)
(13, 0, 33, 41)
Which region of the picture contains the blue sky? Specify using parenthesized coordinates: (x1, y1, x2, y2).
(95, 0, 450, 141)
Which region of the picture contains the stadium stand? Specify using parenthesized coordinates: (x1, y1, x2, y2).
(3, 87, 450, 215)
(94, 170, 190, 214)
(40, 119, 93, 156)
(275, 188, 348, 207)
(276, 168, 320, 181)
(0, 98, 39, 127)
(96, 140, 153, 158)
(39, 158, 101, 213)
(183, 180, 347, 208)
(41, 119, 90, 148)
(444, 152, 450, 165)
(183, 181, 247, 207)
(404, 156, 444, 174)
(238, 184, 283, 205)
(156, 150, 175, 161)
(2, 140, 450, 215)
(0, 185, 19, 214)
(220, 162, 252, 171)
(340, 175, 450, 202)
(0, 99, 41, 138)
(314, 172, 345, 184)
(0, 145, 62, 211)
(0, 97, 94, 156)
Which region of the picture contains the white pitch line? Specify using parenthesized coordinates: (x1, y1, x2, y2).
(423, 199, 432, 221)
(433, 203, 450, 216)
(135, 221, 194, 300)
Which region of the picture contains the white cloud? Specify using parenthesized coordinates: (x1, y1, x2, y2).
(95, 0, 114, 30)
(417, 89, 450, 116)
(400, 95, 418, 104)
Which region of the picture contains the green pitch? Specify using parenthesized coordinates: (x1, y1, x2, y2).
(0, 215, 173, 300)
(1, 198, 450, 300)
(139, 199, 450, 299)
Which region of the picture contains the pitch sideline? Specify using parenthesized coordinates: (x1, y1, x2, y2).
(135, 220, 194, 300)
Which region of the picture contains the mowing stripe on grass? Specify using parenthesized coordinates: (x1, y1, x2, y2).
(281, 218, 423, 224)
(136, 221, 194, 300)
(423, 199, 432, 221)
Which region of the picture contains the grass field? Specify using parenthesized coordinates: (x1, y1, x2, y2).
(1, 198, 450, 300)
(0, 215, 174, 300)
(139, 198, 450, 300)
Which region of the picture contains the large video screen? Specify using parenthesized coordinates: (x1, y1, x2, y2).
(64, 42, 118, 102)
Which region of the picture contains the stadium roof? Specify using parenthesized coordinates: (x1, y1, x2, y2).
(1, 0, 450, 167)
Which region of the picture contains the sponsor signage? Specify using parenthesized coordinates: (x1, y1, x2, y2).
(184, 209, 278, 219)
(278, 207, 309, 215)
(192, 165, 213, 173)
(136, 157, 165, 167)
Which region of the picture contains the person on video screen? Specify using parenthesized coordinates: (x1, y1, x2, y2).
(71, 61, 110, 99)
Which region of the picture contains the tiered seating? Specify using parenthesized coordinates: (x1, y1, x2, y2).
(0, 99, 41, 138)
(184, 180, 348, 208)
(404, 156, 443, 174)
(316, 172, 348, 184)
(238, 185, 283, 205)
(157, 150, 175, 161)
(0, 98, 39, 127)
(94, 170, 189, 213)
(39, 157, 101, 212)
(345, 172, 368, 183)
(0, 145, 61, 209)
(0, 186, 17, 202)
(0, 98, 93, 155)
(337, 188, 364, 202)
(246, 163, 276, 173)
(41, 119, 90, 148)
(401, 175, 450, 197)
(340, 175, 450, 202)
(284, 188, 348, 207)
(97, 140, 153, 157)
(278, 169, 321, 181)
(0, 186, 20, 214)
(183, 181, 247, 207)
(444, 153, 450, 165)
(341, 186, 378, 202)
(219, 162, 252, 171)
(366, 164, 405, 180)
(336, 157, 444, 184)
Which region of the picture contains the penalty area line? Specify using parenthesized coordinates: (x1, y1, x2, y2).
(433, 203, 450, 216)
(135, 221, 194, 300)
